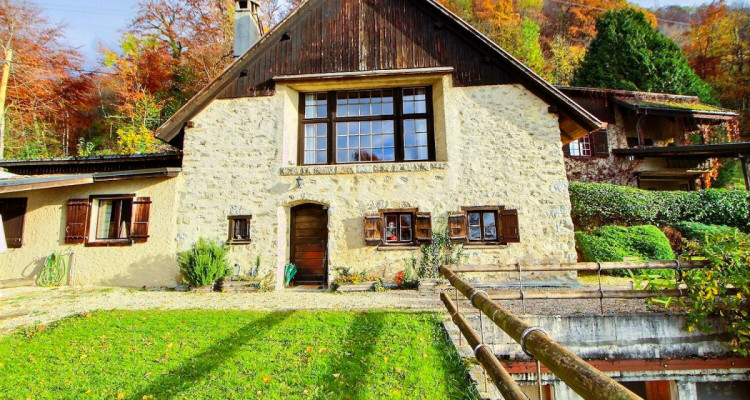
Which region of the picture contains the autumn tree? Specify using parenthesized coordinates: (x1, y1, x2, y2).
(683, 1, 749, 136)
(0, 0, 95, 159)
(572, 9, 715, 103)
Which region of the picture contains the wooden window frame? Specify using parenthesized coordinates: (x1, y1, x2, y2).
(379, 208, 418, 246)
(228, 215, 252, 244)
(298, 87, 435, 166)
(86, 194, 135, 247)
(568, 135, 593, 157)
(462, 206, 503, 245)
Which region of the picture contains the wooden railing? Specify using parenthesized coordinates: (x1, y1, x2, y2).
(439, 260, 714, 400)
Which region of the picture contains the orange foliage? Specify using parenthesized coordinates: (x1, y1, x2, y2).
(0, 0, 95, 157)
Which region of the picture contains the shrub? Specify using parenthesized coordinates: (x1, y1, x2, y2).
(418, 215, 464, 278)
(576, 225, 675, 262)
(650, 231, 750, 355)
(178, 238, 231, 287)
(673, 222, 740, 243)
(570, 183, 750, 231)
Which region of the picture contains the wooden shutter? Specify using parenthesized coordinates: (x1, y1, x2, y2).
(364, 214, 383, 245)
(415, 212, 432, 242)
(592, 129, 609, 157)
(562, 143, 571, 157)
(130, 197, 151, 243)
(0, 198, 27, 248)
(448, 213, 467, 243)
(65, 199, 90, 244)
(501, 209, 520, 243)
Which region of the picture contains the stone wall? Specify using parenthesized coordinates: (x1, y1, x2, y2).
(178, 75, 578, 288)
(0, 177, 180, 286)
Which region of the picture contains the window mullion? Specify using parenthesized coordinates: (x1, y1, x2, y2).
(394, 89, 404, 162)
(327, 91, 335, 165)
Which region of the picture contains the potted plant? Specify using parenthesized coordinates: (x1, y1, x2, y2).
(178, 238, 231, 292)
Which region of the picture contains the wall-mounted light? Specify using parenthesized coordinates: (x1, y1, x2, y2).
(295, 175, 303, 188)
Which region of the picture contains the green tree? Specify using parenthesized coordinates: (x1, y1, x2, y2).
(572, 9, 716, 103)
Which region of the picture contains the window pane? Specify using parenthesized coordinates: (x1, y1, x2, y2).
(468, 212, 480, 227)
(469, 226, 481, 241)
(302, 123, 327, 164)
(403, 118, 428, 161)
(316, 151, 327, 164)
(335, 120, 395, 164)
(400, 214, 412, 228)
(304, 93, 326, 119)
(96, 200, 115, 239)
(403, 87, 427, 114)
(483, 212, 497, 240)
(385, 215, 398, 242)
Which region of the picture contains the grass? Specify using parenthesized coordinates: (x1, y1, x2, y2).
(0, 310, 478, 400)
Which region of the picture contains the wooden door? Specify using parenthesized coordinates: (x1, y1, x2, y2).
(290, 204, 328, 286)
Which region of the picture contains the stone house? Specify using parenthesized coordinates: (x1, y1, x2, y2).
(0, 0, 601, 288)
(558, 86, 747, 191)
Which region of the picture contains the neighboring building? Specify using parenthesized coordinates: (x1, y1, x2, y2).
(0, 154, 182, 286)
(558, 86, 747, 191)
(0, 0, 601, 288)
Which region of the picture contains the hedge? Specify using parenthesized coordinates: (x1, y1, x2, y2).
(570, 183, 750, 231)
(673, 222, 739, 243)
(576, 225, 675, 262)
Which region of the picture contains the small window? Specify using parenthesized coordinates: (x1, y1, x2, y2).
(384, 212, 414, 244)
(468, 211, 498, 242)
(94, 198, 133, 240)
(228, 215, 252, 244)
(568, 135, 592, 157)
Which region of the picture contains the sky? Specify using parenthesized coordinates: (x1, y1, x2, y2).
(41, 0, 719, 69)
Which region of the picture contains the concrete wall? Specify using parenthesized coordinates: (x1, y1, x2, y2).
(177, 75, 578, 288)
(0, 177, 180, 286)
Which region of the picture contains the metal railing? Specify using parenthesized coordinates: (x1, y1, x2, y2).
(438, 261, 715, 400)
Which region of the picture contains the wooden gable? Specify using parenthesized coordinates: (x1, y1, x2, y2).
(156, 0, 601, 144)
(219, 0, 517, 99)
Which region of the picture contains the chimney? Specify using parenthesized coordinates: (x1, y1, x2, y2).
(234, 0, 263, 58)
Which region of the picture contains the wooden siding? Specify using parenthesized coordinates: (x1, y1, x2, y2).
(219, 0, 517, 99)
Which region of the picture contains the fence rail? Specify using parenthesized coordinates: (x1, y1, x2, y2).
(440, 292, 528, 400)
(449, 260, 709, 273)
(440, 265, 642, 400)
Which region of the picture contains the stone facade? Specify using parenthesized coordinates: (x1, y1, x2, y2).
(0, 177, 180, 286)
(177, 75, 578, 288)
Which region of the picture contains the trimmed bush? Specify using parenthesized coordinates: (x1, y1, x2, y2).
(570, 183, 750, 231)
(673, 222, 739, 243)
(576, 225, 675, 262)
(178, 238, 231, 287)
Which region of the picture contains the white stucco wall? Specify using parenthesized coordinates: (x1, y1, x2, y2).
(0, 177, 179, 286)
(177, 75, 577, 288)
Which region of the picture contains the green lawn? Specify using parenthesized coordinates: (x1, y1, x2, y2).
(0, 310, 478, 399)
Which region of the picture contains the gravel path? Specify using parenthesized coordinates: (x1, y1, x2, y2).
(0, 278, 663, 335)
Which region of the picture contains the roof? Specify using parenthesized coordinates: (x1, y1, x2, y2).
(613, 97, 738, 119)
(0, 152, 182, 175)
(612, 142, 750, 158)
(155, 0, 601, 145)
(558, 86, 738, 122)
(0, 168, 181, 194)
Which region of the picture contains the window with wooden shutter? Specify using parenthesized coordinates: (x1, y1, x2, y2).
(65, 199, 90, 244)
(448, 213, 467, 243)
(415, 212, 432, 242)
(0, 198, 27, 248)
(592, 129, 609, 157)
(131, 197, 152, 243)
(364, 214, 383, 245)
(228, 215, 252, 244)
(501, 209, 520, 243)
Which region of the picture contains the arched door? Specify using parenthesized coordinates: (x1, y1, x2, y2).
(289, 204, 328, 286)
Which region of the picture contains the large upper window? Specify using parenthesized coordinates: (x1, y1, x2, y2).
(299, 87, 434, 165)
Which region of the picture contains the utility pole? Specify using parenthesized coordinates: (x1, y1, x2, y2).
(0, 48, 12, 160)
